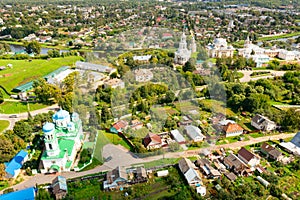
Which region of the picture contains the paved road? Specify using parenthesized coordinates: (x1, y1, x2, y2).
(4, 132, 295, 193)
(238, 70, 286, 82)
(0, 104, 59, 131)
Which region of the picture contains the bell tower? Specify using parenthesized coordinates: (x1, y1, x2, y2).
(43, 122, 59, 157)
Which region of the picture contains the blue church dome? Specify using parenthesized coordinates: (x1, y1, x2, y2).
(53, 110, 70, 120)
(42, 122, 55, 133)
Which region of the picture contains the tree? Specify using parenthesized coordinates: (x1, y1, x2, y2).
(269, 184, 282, 198)
(242, 93, 270, 112)
(164, 90, 176, 103)
(0, 136, 16, 162)
(68, 40, 73, 46)
(183, 60, 196, 72)
(0, 163, 6, 180)
(47, 49, 60, 58)
(169, 142, 180, 152)
(24, 41, 41, 55)
(36, 188, 53, 200)
(0, 91, 3, 104)
(234, 57, 246, 69)
(197, 46, 208, 60)
(13, 120, 33, 141)
(33, 79, 60, 103)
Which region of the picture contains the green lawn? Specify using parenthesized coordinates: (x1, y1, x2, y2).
(79, 158, 102, 172)
(243, 122, 256, 131)
(175, 101, 199, 112)
(236, 72, 244, 79)
(93, 130, 133, 162)
(200, 99, 236, 117)
(140, 158, 180, 168)
(258, 32, 300, 41)
(0, 56, 82, 92)
(216, 135, 250, 145)
(131, 127, 149, 138)
(0, 101, 48, 114)
(249, 132, 264, 138)
(0, 120, 9, 133)
(93, 131, 110, 162)
(268, 100, 288, 106)
(103, 131, 132, 150)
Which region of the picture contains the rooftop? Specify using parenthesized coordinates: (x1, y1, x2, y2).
(0, 187, 35, 200)
(5, 150, 28, 177)
(143, 132, 162, 147)
(238, 147, 257, 162)
(75, 61, 115, 74)
(223, 123, 244, 133)
(170, 129, 186, 143)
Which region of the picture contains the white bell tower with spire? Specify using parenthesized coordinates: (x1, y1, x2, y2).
(43, 122, 60, 157)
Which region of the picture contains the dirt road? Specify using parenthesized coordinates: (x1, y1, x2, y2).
(2, 132, 295, 193)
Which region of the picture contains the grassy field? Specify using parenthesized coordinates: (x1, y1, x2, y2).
(258, 32, 300, 41)
(140, 158, 179, 168)
(0, 56, 82, 92)
(93, 130, 133, 162)
(0, 120, 9, 132)
(0, 101, 47, 114)
(131, 127, 149, 138)
(216, 135, 250, 145)
(93, 131, 110, 162)
(103, 131, 132, 150)
(175, 101, 199, 113)
(200, 99, 236, 117)
(268, 100, 288, 106)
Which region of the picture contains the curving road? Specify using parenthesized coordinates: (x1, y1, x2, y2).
(238, 70, 286, 82)
(3, 132, 295, 194)
(0, 104, 59, 131)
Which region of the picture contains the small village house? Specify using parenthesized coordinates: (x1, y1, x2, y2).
(103, 166, 128, 190)
(261, 142, 282, 161)
(143, 133, 162, 150)
(184, 125, 206, 142)
(51, 176, 68, 200)
(5, 150, 28, 179)
(111, 120, 129, 133)
(223, 153, 249, 176)
(170, 129, 186, 144)
(222, 123, 244, 137)
(237, 147, 260, 167)
(251, 114, 276, 131)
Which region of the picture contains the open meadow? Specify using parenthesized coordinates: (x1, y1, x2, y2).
(0, 56, 82, 92)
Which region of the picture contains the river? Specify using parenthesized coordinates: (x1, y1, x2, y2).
(9, 44, 69, 55)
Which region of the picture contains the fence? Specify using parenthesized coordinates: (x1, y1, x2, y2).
(76, 131, 99, 171)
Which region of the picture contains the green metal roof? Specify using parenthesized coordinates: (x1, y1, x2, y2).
(50, 165, 60, 171)
(59, 139, 75, 157)
(12, 66, 69, 93)
(43, 66, 69, 80)
(12, 81, 33, 93)
(41, 139, 75, 160)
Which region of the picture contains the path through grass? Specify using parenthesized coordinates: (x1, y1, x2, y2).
(0, 101, 47, 114)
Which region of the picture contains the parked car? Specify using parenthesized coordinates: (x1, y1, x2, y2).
(9, 114, 18, 118)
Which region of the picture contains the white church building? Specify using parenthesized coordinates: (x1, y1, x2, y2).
(40, 110, 83, 173)
(174, 32, 196, 65)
